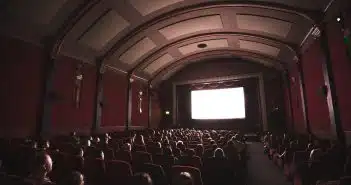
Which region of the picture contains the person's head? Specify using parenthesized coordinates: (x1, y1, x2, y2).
(62, 171, 84, 185)
(85, 139, 91, 147)
(195, 144, 204, 157)
(176, 141, 185, 152)
(134, 135, 145, 146)
(31, 152, 53, 177)
(74, 147, 84, 157)
(156, 142, 162, 148)
(31, 141, 38, 149)
(38, 140, 50, 149)
(210, 140, 216, 145)
(164, 147, 173, 156)
(132, 173, 153, 185)
(212, 144, 218, 150)
(163, 138, 170, 146)
(94, 137, 100, 144)
(185, 149, 196, 157)
(123, 143, 132, 152)
(307, 143, 314, 150)
(172, 172, 194, 185)
(214, 148, 225, 158)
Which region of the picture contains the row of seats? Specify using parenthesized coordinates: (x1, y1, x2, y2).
(263, 132, 351, 185)
(0, 129, 248, 185)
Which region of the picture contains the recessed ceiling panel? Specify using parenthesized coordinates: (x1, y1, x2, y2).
(237, 14, 292, 38)
(144, 54, 174, 74)
(79, 10, 130, 51)
(239, 40, 280, 57)
(119, 37, 157, 65)
(178, 39, 229, 55)
(129, 0, 184, 16)
(6, 0, 68, 24)
(159, 15, 223, 40)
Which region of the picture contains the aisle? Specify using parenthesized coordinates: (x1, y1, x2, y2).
(246, 142, 292, 185)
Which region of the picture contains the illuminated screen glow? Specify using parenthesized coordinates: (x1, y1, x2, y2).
(191, 87, 246, 119)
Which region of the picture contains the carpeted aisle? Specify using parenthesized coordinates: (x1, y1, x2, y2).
(246, 142, 292, 185)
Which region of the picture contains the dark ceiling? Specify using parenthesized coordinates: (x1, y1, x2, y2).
(0, 0, 344, 86)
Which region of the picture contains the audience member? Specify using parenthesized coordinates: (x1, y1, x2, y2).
(61, 171, 84, 185)
(172, 172, 194, 185)
(26, 152, 54, 185)
(131, 173, 153, 185)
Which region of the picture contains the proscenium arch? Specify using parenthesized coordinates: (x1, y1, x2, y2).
(150, 49, 285, 86)
(130, 32, 297, 75)
(100, 1, 316, 63)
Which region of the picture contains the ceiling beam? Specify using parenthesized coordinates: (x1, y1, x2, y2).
(150, 49, 284, 85)
(100, 1, 318, 63)
(129, 32, 297, 75)
(51, 0, 101, 58)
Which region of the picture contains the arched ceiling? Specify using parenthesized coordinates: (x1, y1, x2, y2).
(0, 0, 337, 83)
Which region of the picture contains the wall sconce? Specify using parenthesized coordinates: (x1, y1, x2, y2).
(138, 90, 143, 114)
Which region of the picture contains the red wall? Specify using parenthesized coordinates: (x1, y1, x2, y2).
(327, 22, 351, 132)
(288, 62, 306, 134)
(100, 69, 127, 130)
(287, 20, 351, 137)
(0, 37, 45, 137)
(0, 37, 154, 137)
(51, 57, 96, 135)
(301, 39, 331, 137)
(150, 92, 161, 128)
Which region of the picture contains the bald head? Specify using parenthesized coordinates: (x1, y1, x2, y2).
(172, 172, 193, 185)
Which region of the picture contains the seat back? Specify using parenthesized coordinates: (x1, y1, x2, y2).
(106, 160, 132, 185)
(134, 163, 168, 185)
(115, 151, 132, 164)
(84, 158, 106, 185)
(132, 151, 152, 164)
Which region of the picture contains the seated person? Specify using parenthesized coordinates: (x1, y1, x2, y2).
(60, 171, 84, 185)
(131, 173, 153, 185)
(195, 144, 204, 158)
(213, 148, 226, 159)
(204, 144, 218, 158)
(172, 172, 194, 185)
(115, 143, 132, 163)
(178, 149, 202, 168)
(25, 152, 55, 185)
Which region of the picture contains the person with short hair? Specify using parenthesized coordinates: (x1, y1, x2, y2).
(131, 172, 153, 185)
(172, 172, 194, 185)
(195, 144, 204, 157)
(26, 152, 55, 185)
(214, 148, 226, 158)
(61, 171, 84, 185)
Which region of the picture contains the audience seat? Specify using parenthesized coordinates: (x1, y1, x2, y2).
(105, 160, 132, 185)
(134, 163, 168, 185)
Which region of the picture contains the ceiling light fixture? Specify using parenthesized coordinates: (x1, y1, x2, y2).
(197, 43, 207, 48)
(337, 17, 341, 22)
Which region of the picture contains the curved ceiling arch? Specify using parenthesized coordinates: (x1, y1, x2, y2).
(150, 49, 284, 86)
(126, 32, 296, 77)
(51, 0, 101, 58)
(100, 1, 315, 62)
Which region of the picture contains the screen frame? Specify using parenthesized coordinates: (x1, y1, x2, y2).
(190, 87, 246, 120)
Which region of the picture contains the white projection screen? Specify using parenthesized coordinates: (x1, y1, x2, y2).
(191, 87, 246, 120)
